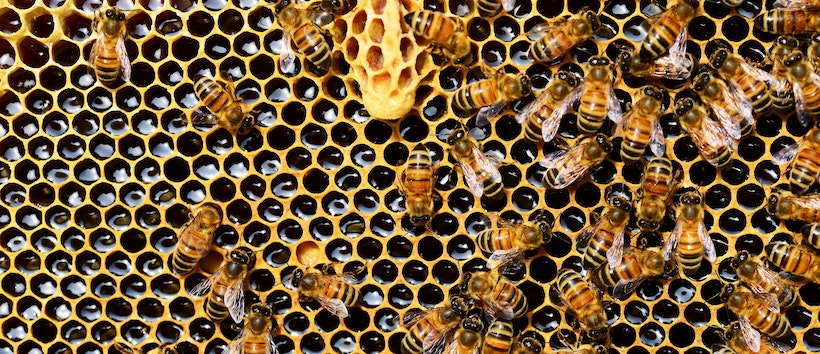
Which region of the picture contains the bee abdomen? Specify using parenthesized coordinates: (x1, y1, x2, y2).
(476, 0, 501, 17)
(482, 319, 513, 354)
(293, 25, 331, 71)
(205, 296, 229, 321)
(171, 252, 197, 275)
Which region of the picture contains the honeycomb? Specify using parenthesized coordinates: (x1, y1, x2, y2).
(1, 0, 819, 353)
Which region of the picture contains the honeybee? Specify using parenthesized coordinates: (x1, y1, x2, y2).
(445, 312, 484, 354)
(192, 74, 256, 135)
(672, 96, 735, 168)
(527, 10, 600, 64)
(461, 270, 528, 320)
(768, 36, 799, 113)
(691, 71, 753, 139)
(755, 2, 820, 34)
(540, 134, 612, 190)
(723, 321, 790, 354)
(550, 268, 608, 340)
(662, 190, 717, 276)
(453, 67, 532, 126)
(592, 247, 668, 298)
(113, 343, 177, 354)
(783, 50, 820, 127)
(446, 126, 504, 200)
(636, 157, 681, 232)
(618, 85, 666, 164)
(639, 0, 697, 61)
(224, 303, 280, 354)
(516, 70, 580, 143)
(290, 266, 362, 318)
(553, 331, 608, 354)
(401, 296, 472, 354)
(576, 194, 632, 270)
(767, 190, 820, 223)
(482, 318, 513, 354)
(510, 336, 544, 354)
(765, 242, 820, 282)
(476, 215, 551, 270)
(773, 127, 820, 194)
(730, 251, 799, 310)
(398, 144, 436, 227)
(404, 11, 470, 61)
(476, 0, 515, 17)
(721, 285, 793, 352)
(89, 6, 130, 83)
(276, 2, 332, 72)
(576, 56, 623, 135)
(709, 48, 775, 117)
(616, 21, 692, 81)
(190, 247, 257, 323)
(172, 203, 222, 275)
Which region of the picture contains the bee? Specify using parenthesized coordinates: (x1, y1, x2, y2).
(691, 71, 753, 139)
(453, 67, 531, 126)
(769, 36, 799, 113)
(767, 190, 820, 223)
(192, 74, 256, 135)
(476, 216, 551, 270)
(773, 127, 820, 194)
(398, 144, 436, 227)
(709, 48, 775, 117)
(540, 133, 612, 190)
(461, 270, 528, 320)
(190, 247, 257, 323)
(171, 203, 222, 275)
(662, 190, 717, 276)
(592, 247, 668, 298)
(783, 50, 820, 127)
(730, 251, 799, 310)
(401, 296, 472, 354)
(445, 312, 485, 354)
(672, 96, 735, 168)
(618, 85, 666, 164)
(754, 3, 820, 34)
(636, 157, 681, 232)
(721, 285, 793, 352)
(516, 70, 580, 144)
(446, 126, 504, 200)
(723, 321, 790, 354)
(476, 0, 515, 18)
(576, 56, 623, 135)
(224, 303, 280, 354)
(616, 19, 692, 81)
(290, 266, 362, 318)
(510, 336, 544, 354)
(276, 2, 332, 72)
(765, 242, 820, 282)
(527, 10, 600, 64)
(576, 194, 632, 270)
(89, 6, 130, 83)
(639, 0, 697, 61)
(113, 343, 177, 354)
(481, 318, 513, 354)
(553, 331, 608, 354)
(550, 268, 608, 341)
(404, 11, 470, 62)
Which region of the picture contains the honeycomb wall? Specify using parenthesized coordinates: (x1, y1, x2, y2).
(0, 0, 817, 353)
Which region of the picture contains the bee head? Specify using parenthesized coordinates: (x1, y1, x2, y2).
(106, 8, 126, 21)
(729, 250, 749, 269)
(643, 85, 664, 102)
(691, 72, 711, 92)
(679, 191, 701, 206)
(290, 268, 305, 288)
(460, 312, 484, 333)
(409, 215, 430, 227)
(589, 56, 609, 67)
(449, 295, 472, 317)
(230, 246, 256, 265)
(610, 195, 632, 212)
(637, 218, 659, 232)
(459, 272, 473, 293)
(519, 336, 543, 353)
(766, 190, 784, 215)
(594, 133, 612, 153)
(556, 71, 577, 87)
(709, 48, 729, 69)
(518, 74, 532, 97)
(582, 10, 600, 32)
(446, 127, 467, 145)
(784, 51, 803, 68)
(719, 283, 736, 303)
(674, 97, 694, 117)
(238, 115, 256, 135)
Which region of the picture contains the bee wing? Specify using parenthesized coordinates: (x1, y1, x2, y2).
(526, 19, 567, 36)
(541, 145, 589, 189)
(501, 0, 515, 11)
(266, 333, 281, 354)
(576, 211, 607, 247)
(652, 28, 691, 79)
(753, 265, 784, 294)
(489, 298, 515, 320)
(606, 227, 626, 267)
(223, 328, 248, 354)
(87, 32, 104, 71)
(113, 343, 138, 354)
(516, 91, 545, 124)
(476, 101, 507, 127)
(792, 80, 813, 127)
(663, 219, 683, 261)
(772, 141, 802, 165)
(487, 248, 524, 269)
(698, 222, 717, 262)
(400, 308, 438, 327)
(743, 60, 777, 86)
(774, 0, 820, 9)
(190, 108, 221, 126)
(691, 116, 736, 166)
(708, 101, 742, 141)
(727, 81, 754, 125)
(225, 277, 247, 323)
(538, 149, 568, 168)
(606, 83, 624, 124)
(424, 328, 452, 354)
(649, 116, 666, 157)
(116, 36, 131, 82)
(318, 296, 350, 318)
(612, 277, 645, 299)
(766, 338, 792, 354)
(786, 194, 820, 209)
(738, 317, 762, 353)
(757, 292, 781, 313)
(190, 267, 224, 296)
(279, 31, 296, 73)
(543, 84, 584, 142)
(460, 159, 485, 197)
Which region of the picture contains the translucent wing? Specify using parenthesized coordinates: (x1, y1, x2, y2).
(516, 91, 545, 124)
(190, 267, 223, 296)
(87, 32, 104, 75)
(543, 83, 584, 142)
(225, 277, 247, 323)
(527, 18, 568, 35)
(699, 222, 716, 262)
(223, 328, 248, 354)
(542, 144, 591, 189)
(649, 116, 666, 157)
(424, 328, 451, 354)
(753, 265, 784, 294)
(757, 292, 781, 313)
(190, 108, 221, 126)
(113, 343, 139, 354)
(786, 194, 820, 209)
(772, 141, 802, 165)
(501, 0, 515, 12)
(488, 298, 515, 320)
(539, 149, 569, 168)
(708, 100, 742, 142)
(266, 333, 281, 354)
(739, 317, 762, 353)
(606, 83, 624, 124)
(476, 101, 507, 127)
(726, 81, 754, 126)
(576, 213, 606, 247)
(116, 36, 131, 81)
(690, 116, 736, 167)
(652, 28, 691, 79)
(279, 31, 296, 73)
(613, 277, 645, 299)
(326, 272, 359, 285)
(663, 219, 683, 261)
(606, 227, 626, 267)
(318, 296, 350, 318)
(460, 159, 485, 197)
(401, 308, 438, 327)
(744, 60, 778, 86)
(773, 0, 820, 9)
(488, 248, 524, 269)
(793, 80, 812, 127)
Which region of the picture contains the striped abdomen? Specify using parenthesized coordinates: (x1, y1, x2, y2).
(404, 146, 434, 195)
(621, 113, 654, 163)
(205, 274, 232, 321)
(93, 35, 122, 82)
(195, 77, 232, 115)
(577, 89, 608, 134)
(325, 279, 362, 307)
(482, 318, 513, 354)
(453, 80, 500, 112)
(595, 253, 642, 288)
(476, 0, 501, 17)
(676, 222, 706, 275)
(492, 281, 528, 319)
(402, 319, 442, 354)
(583, 220, 618, 270)
(745, 301, 792, 339)
(639, 13, 684, 60)
(790, 148, 820, 194)
(765, 243, 816, 278)
(477, 229, 516, 253)
(529, 30, 572, 63)
(292, 23, 331, 71)
(406, 12, 458, 52)
(755, 10, 820, 34)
